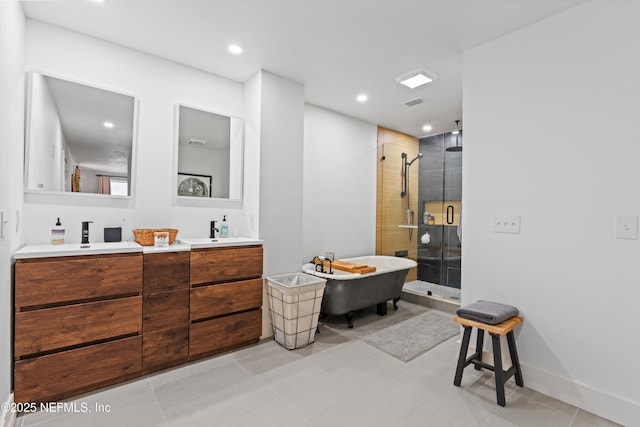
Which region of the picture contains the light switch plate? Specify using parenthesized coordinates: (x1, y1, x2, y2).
(615, 215, 637, 239)
(492, 215, 521, 234)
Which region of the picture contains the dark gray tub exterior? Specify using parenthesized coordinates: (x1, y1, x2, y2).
(302, 256, 415, 328)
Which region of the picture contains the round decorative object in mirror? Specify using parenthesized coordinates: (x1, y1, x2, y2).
(176, 104, 243, 202)
(177, 175, 211, 197)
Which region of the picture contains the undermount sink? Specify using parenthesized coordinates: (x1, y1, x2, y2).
(179, 236, 263, 249)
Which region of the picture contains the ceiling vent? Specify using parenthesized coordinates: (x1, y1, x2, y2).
(403, 97, 424, 107)
(188, 139, 207, 145)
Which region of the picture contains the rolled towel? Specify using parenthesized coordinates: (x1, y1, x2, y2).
(456, 300, 519, 325)
(421, 232, 430, 244)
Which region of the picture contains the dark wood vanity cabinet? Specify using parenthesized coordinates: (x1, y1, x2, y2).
(13, 244, 263, 403)
(142, 251, 190, 373)
(14, 253, 143, 403)
(189, 245, 263, 359)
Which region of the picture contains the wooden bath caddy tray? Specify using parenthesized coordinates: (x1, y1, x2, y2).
(314, 259, 376, 274)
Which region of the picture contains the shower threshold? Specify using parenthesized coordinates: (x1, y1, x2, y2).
(402, 280, 460, 314)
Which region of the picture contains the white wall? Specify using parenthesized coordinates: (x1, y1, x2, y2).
(178, 145, 229, 198)
(23, 20, 251, 244)
(258, 71, 305, 276)
(27, 72, 65, 192)
(463, 2, 640, 424)
(302, 104, 377, 261)
(0, 1, 25, 423)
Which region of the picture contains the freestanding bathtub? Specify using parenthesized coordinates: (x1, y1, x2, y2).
(301, 255, 417, 328)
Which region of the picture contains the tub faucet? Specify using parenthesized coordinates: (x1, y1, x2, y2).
(81, 221, 93, 244)
(312, 256, 333, 274)
(210, 221, 219, 239)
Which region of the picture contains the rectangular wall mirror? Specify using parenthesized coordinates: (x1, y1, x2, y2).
(176, 104, 243, 201)
(25, 71, 137, 197)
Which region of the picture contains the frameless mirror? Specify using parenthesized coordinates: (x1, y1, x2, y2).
(176, 105, 243, 201)
(25, 72, 136, 196)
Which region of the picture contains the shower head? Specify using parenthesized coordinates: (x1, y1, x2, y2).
(407, 152, 423, 166)
(446, 119, 462, 152)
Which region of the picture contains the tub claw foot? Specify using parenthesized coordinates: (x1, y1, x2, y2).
(345, 312, 354, 328)
(377, 302, 388, 316)
(393, 297, 400, 310)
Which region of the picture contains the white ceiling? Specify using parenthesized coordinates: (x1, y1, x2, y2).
(22, 0, 587, 137)
(43, 74, 134, 175)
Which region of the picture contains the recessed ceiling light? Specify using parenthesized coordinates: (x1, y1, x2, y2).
(396, 68, 437, 89)
(228, 44, 243, 54)
(103, 121, 114, 128)
(422, 124, 432, 132)
(356, 94, 368, 103)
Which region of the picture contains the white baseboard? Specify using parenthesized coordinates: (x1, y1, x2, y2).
(521, 363, 639, 427)
(456, 338, 639, 426)
(2, 393, 16, 427)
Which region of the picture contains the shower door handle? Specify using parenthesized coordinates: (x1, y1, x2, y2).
(446, 205, 454, 225)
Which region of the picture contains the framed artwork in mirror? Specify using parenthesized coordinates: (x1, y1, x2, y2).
(177, 172, 212, 198)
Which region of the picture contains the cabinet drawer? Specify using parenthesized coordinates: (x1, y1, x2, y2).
(143, 326, 189, 370)
(190, 246, 262, 285)
(143, 290, 189, 333)
(14, 336, 142, 403)
(15, 296, 142, 358)
(190, 278, 262, 321)
(143, 252, 189, 293)
(15, 253, 142, 308)
(189, 309, 261, 357)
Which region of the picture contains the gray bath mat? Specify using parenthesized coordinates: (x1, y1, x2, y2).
(360, 310, 459, 362)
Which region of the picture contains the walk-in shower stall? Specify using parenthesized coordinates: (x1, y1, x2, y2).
(376, 126, 462, 302)
(414, 129, 462, 300)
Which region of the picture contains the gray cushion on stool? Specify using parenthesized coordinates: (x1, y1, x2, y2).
(456, 300, 519, 325)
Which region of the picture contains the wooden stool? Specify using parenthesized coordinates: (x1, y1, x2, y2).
(453, 315, 524, 406)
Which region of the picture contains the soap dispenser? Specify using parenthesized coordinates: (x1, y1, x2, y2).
(51, 218, 65, 245)
(220, 215, 229, 238)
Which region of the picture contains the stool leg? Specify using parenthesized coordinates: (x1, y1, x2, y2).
(506, 330, 524, 387)
(491, 333, 506, 407)
(474, 329, 484, 370)
(454, 326, 472, 386)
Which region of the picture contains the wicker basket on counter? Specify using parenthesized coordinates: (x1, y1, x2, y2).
(132, 229, 179, 246)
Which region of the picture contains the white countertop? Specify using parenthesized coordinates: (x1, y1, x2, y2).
(14, 237, 263, 259)
(14, 241, 143, 259)
(179, 236, 263, 249)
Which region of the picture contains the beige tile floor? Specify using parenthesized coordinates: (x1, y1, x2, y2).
(16, 302, 619, 427)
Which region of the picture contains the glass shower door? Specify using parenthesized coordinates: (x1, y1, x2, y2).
(416, 130, 462, 301)
(442, 131, 462, 299)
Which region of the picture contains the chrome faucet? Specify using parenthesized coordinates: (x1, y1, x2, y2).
(81, 221, 93, 244)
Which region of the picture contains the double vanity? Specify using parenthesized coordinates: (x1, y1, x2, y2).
(13, 238, 263, 404)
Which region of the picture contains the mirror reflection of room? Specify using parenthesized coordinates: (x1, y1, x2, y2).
(176, 105, 243, 200)
(25, 72, 135, 196)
